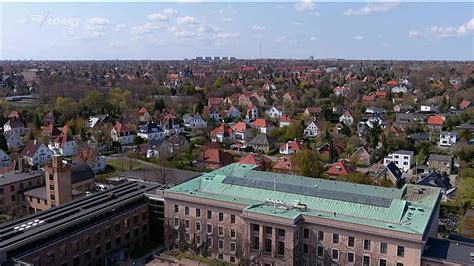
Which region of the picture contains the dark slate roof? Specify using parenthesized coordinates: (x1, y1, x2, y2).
(0, 171, 43, 186)
(407, 132, 430, 141)
(416, 172, 452, 190)
(147, 138, 164, 150)
(23, 186, 47, 200)
(71, 163, 95, 183)
(459, 123, 474, 130)
(138, 122, 163, 134)
(386, 162, 402, 181)
(428, 154, 453, 162)
(422, 237, 474, 265)
(249, 133, 271, 146)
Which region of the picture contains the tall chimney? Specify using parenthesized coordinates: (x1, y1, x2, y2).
(18, 158, 24, 173)
(52, 154, 63, 169)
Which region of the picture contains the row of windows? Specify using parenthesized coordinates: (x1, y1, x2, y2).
(306, 230, 405, 257)
(318, 248, 404, 266)
(174, 205, 236, 223)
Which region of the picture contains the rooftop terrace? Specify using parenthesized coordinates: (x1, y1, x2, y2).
(166, 163, 441, 236)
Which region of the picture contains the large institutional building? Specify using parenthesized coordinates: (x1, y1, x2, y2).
(163, 163, 442, 266)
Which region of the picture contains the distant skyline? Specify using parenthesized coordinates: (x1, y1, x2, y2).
(1, 1, 473, 60)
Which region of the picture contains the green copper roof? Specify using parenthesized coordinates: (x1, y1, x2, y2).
(166, 163, 441, 236)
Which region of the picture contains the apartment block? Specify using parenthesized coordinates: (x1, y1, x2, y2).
(163, 163, 441, 266)
(383, 150, 414, 172)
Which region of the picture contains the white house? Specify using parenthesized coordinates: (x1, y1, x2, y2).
(383, 150, 414, 172)
(3, 119, 25, 136)
(391, 85, 408, 94)
(0, 149, 10, 168)
(439, 131, 458, 147)
(48, 133, 77, 157)
(339, 111, 354, 126)
(227, 106, 241, 119)
(20, 140, 53, 167)
(303, 121, 321, 137)
(420, 105, 439, 113)
(206, 105, 220, 121)
(231, 121, 252, 141)
(266, 106, 283, 119)
(183, 114, 207, 129)
(246, 105, 259, 120)
(111, 123, 136, 145)
(137, 122, 165, 140)
(4, 131, 23, 150)
(88, 155, 106, 173)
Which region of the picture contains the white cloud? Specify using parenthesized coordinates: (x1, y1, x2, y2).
(174, 31, 196, 38)
(197, 25, 219, 33)
(409, 18, 474, 38)
(115, 23, 127, 32)
(177, 16, 198, 25)
(222, 17, 233, 23)
(344, 1, 399, 16)
(294, 0, 319, 15)
(86, 17, 110, 26)
(131, 22, 162, 35)
(147, 9, 177, 22)
(382, 42, 391, 47)
(252, 25, 265, 31)
(211, 32, 240, 45)
(294, 22, 303, 27)
(275, 36, 299, 45)
(355, 35, 364, 40)
(310, 36, 317, 41)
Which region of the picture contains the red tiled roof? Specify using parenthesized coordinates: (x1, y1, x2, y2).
(427, 115, 445, 126)
(255, 118, 272, 128)
(273, 155, 294, 171)
(459, 100, 471, 110)
(305, 107, 322, 114)
(20, 140, 43, 157)
(138, 107, 149, 116)
(238, 154, 272, 169)
(326, 160, 356, 176)
(210, 124, 233, 137)
(7, 111, 20, 119)
(279, 115, 292, 123)
(362, 95, 376, 102)
(232, 121, 250, 133)
(386, 80, 398, 86)
(42, 123, 61, 137)
(203, 148, 234, 164)
(375, 90, 388, 97)
(54, 133, 73, 148)
(113, 123, 130, 133)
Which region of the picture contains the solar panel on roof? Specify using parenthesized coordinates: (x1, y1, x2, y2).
(222, 176, 392, 208)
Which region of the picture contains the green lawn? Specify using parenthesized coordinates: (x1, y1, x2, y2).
(107, 159, 144, 172)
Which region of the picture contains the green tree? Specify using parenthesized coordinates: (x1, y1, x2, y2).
(214, 78, 223, 89)
(340, 173, 373, 185)
(108, 88, 132, 111)
(134, 136, 145, 146)
(33, 113, 41, 130)
(291, 149, 324, 178)
(82, 90, 104, 112)
(456, 177, 474, 206)
(0, 134, 8, 152)
(155, 98, 166, 113)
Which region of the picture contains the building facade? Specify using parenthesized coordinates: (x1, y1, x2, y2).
(163, 163, 441, 266)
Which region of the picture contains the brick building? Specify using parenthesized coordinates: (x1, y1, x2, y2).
(163, 163, 441, 266)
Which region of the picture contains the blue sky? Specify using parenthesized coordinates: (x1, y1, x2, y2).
(1, 1, 473, 60)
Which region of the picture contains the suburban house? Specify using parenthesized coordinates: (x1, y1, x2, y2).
(278, 115, 292, 128)
(210, 124, 233, 143)
(226, 106, 241, 119)
(87, 115, 109, 129)
(254, 118, 274, 134)
(279, 139, 303, 155)
(206, 104, 220, 121)
(339, 110, 354, 126)
(200, 148, 234, 170)
(183, 114, 207, 129)
(303, 121, 321, 137)
(42, 123, 62, 138)
(43, 109, 59, 125)
(20, 140, 53, 167)
(420, 105, 439, 113)
(137, 121, 164, 140)
(75, 148, 106, 173)
(393, 104, 415, 113)
(137, 107, 151, 122)
(350, 146, 371, 166)
(159, 134, 189, 159)
(383, 150, 414, 172)
(417, 172, 454, 200)
(303, 107, 322, 117)
(273, 155, 296, 174)
(383, 162, 404, 187)
(4, 118, 25, 136)
(4, 131, 23, 150)
(238, 153, 272, 171)
(427, 115, 445, 131)
(427, 154, 453, 174)
(265, 105, 282, 120)
(48, 133, 77, 157)
(459, 99, 472, 110)
(231, 121, 252, 141)
(160, 115, 184, 136)
(407, 133, 431, 143)
(146, 138, 164, 158)
(0, 149, 10, 168)
(111, 123, 136, 145)
(249, 133, 272, 153)
(245, 105, 259, 120)
(333, 85, 351, 97)
(326, 160, 356, 177)
(439, 131, 458, 147)
(391, 85, 409, 94)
